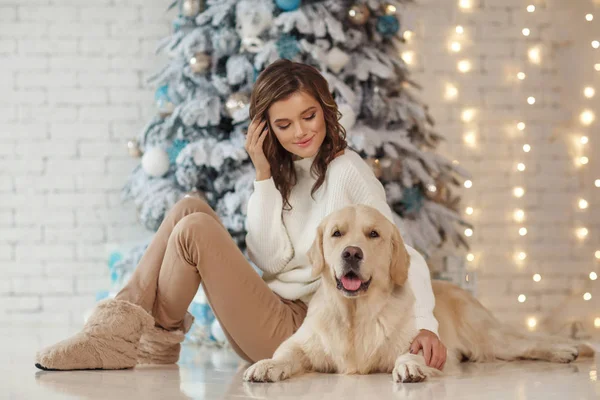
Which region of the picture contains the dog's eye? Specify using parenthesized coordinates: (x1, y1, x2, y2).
(369, 230, 379, 238)
(332, 230, 341, 237)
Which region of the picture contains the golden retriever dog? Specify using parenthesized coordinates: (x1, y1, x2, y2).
(243, 205, 594, 383)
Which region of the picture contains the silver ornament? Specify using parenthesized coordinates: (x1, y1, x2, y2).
(189, 52, 211, 74)
(182, 0, 204, 17)
(348, 4, 370, 25)
(225, 92, 250, 119)
(127, 139, 142, 158)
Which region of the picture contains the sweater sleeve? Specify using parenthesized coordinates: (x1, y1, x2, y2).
(345, 162, 439, 336)
(245, 177, 295, 275)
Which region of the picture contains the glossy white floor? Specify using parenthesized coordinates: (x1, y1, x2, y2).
(4, 325, 599, 400)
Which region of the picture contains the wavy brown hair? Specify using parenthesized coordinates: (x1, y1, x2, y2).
(249, 59, 348, 211)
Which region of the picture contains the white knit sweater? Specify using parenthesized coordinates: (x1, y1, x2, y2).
(245, 149, 439, 335)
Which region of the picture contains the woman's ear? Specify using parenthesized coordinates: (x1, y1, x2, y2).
(307, 221, 326, 278)
(390, 225, 410, 286)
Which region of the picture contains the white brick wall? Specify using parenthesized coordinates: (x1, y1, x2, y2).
(0, 0, 169, 326)
(1, 0, 598, 334)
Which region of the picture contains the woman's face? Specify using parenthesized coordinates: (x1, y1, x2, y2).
(267, 91, 326, 160)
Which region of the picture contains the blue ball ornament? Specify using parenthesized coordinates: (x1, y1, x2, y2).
(276, 0, 301, 12)
(400, 186, 424, 215)
(377, 15, 400, 38)
(277, 34, 300, 59)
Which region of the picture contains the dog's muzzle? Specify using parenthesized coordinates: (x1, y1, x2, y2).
(336, 246, 371, 296)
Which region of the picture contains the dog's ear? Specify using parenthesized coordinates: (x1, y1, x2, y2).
(390, 225, 410, 286)
(307, 221, 326, 278)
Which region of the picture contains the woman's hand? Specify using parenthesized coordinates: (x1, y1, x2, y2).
(245, 116, 271, 178)
(409, 329, 447, 370)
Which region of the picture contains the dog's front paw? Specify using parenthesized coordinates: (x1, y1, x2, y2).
(243, 359, 291, 383)
(392, 362, 427, 383)
(547, 344, 579, 363)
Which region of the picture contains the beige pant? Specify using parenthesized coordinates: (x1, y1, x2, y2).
(115, 197, 308, 363)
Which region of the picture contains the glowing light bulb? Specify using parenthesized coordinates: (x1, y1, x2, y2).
(464, 180, 473, 188)
(595, 179, 600, 187)
(458, 60, 472, 73)
(467, 253, 475, 261)
(527, 5, 535, 12)
(584, 87, 595, 98)
(527, 317, 537, 329)
(513, 187, 525, 198)
(581, 136, 589, 144)
(518, 294, 527, 303)
(579, 199, 589, 209)
(522, 28, 531, 36)
(596, 250, 600, 259)
(462, 108, 476, 122)
(580, 156, 589, 165)
(584, 292, 592, 301)
(517, 72, 526, 80)
(517, 163, 526, 172)
(386, 4, 397, 14)
(445, 84, 458, 100)
(595, 318, 600, 328)
(459, 0, 472, 10)
(533, 274, 541, 282)
(587, 14, 594, 21)
(593, 40, 600, 49)
(590, 272, 598, 281)
(523, 144, 531, 152)
(518, 252, 527, 261)
(517, 122, 526, 130)
(466, 207, 474, 215)
(519, 227, 528, 236)
(403, 30, 414, 41)
(514, 209, 525, 222)
(577, 227, 589, 239)
(401, 51, 414, 65)
(580, 110, 595, 125)
(456, 25, 464, 34)
(528, 47, 541, 63)
(595, 63, 600, 71)
(527, 96, 536, 105)
(451, 41, 462, 52)
(465, 228, 473, 237)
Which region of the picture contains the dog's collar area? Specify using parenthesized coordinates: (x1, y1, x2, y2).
(335, 272, 372, 296)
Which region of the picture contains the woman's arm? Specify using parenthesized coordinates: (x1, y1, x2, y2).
(245, 176, 295, 275)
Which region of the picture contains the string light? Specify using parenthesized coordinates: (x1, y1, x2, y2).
(522, 28, 531, 37)
(458, 59, 472, 73)
(528, 47, 541, 63)
(514, 209, 525, 222)
(518, 252, 527, 261)
(519, 227, 528, 236)
(459, 0, 472, 10)
(577, 227, 589, 239)
(527, 96, 536, 105)
(445, 84, 458, 100)
(464, 132, 476, 146)
(578, 199, 589, 209)
(517, 72, 526, 80)
(595, 63, 600, 71)
(527, 5, 535, 13)
(595, 179, 600, 187)
(466, 206, 474, 215)
(517, 122, 526, 131)
(593, 40, 600, 49)
(517, 163, 526, 172)
(583, 292, 592, 301)
(467, 253, 475, 261)
(580, 109, 595, 125)
(587, 14, 594, 22)
(451, 41, 462, 52)
(533, 274, 542, 282)
(513, 187, 525, 198)
(595, 318, 600, 328)
(581, 136, 589, 144)
(462, 108, 476, 122)
(579, 156, 589, 165)
(596, 250, 600, 259)
(464, 180, 473, 188)
(401, 51, 415, 65)
(403, 30, 414, 41)
(523, 144, 531, 152)
(465, 228, 473, 237)
(584, 87, 595, 98)
(527, 317, 537, 329)
(456, 25, 464, 34)
(518, 294, 527, 303)
(590, 272, 598, 281)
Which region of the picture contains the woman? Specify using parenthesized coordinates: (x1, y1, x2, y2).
(35, 59, 446, 372)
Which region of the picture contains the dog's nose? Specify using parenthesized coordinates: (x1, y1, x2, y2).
(342, 246, 363, 262)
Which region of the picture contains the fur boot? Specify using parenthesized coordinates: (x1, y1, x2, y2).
(35, 299, 154, 371)
(137, 312, 195, 365)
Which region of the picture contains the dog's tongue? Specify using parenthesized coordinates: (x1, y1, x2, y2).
(341, 274, 362, 291)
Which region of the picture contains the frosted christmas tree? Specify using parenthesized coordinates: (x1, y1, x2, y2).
(105, 0, 474, 345)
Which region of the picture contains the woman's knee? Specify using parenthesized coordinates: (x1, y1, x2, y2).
(168, 196, 211, 221)
(171, 212, 217, 242)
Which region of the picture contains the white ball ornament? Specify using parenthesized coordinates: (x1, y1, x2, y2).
(326, 47, 350, 74)
(141, 147, 170, 177)
(338, 103, 356, 132)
